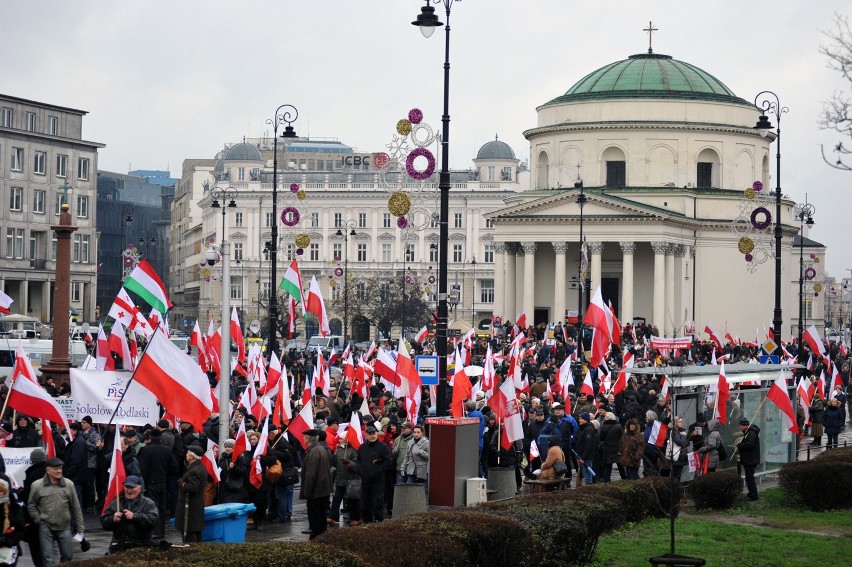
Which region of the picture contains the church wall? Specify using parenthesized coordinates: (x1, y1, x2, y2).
(535, 245, 556, 322)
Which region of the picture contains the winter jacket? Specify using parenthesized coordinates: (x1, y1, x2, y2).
(598, 419, 623, 465)
(100, 493, 159, 548)
(27, 475, 85, 534)
(699, 418, 723, 470)
(618, 430, 645, 468)
(575, 422, 599, 462)
(138, 438, 179, 486)
(175, 459, 207, 533)
(824, 406, 845, 435)
(737, 425, 761, 466)
(333, 446, 360, 487)
(538, 444, 566, 480)
(357, 440, 392, 483)
(401, 436, 430, 479)
(81, 426, 101, 469)
(300, 441, 332, 500)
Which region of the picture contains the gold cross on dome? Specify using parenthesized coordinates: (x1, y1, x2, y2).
(643, 21, 658, 54)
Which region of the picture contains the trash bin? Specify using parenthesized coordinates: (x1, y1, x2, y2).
(201, 503, 257, 543)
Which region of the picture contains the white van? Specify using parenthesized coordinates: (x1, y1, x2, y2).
(0, 339, 88, 382)
(306, 335, 344, 353)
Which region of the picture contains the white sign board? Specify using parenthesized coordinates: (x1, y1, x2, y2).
(54, 397, 77, 423)
(2, 448, 34, 488)
(69, 369, 159, 426)
(415, 355, 439, 385)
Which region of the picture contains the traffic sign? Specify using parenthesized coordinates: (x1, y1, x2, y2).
(416, 355, 439, 385)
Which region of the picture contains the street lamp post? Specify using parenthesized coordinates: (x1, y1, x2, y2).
(576, 179, 588, 348)
(796, 200, 815, 347)
(265, 105, 298, 361)
(138, 230, 157, 258)
(754, 91, 787, 356)
(470, 256, 477, 329)
(336, 220, 357, 341)
(209, 186, 236, 449)
(120, 206, 133, 280)
(413, 0, 458, 417)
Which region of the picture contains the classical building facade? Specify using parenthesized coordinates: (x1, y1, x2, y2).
(0, 94, 103, 323)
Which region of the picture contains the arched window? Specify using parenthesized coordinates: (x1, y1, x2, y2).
(602, 147, 626, 188)
(537, 151, 549, 189)
(696, 148, 721, 188)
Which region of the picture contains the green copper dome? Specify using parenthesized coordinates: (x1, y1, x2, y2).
(544, 53, 751, 107)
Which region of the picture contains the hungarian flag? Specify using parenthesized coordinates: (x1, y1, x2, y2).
(101, 447, 127, 515)
(288, 400, 314, 450)
(647, 420, 668, 447)
(279, 258, 305, 312)
(134, 330, 213, 430)
(305, 276, 330, 337)
(803, 325, 825, 356)
(230, 307, 246, 364)
(0, 290, 12, 314)
(202, 439, 221, 483)
(345, 410, 364, 449)
(124, 259, 172, 313)
(7, 344, 71, 432)
(766, 370, 799, 434)
(704, 322, 723, 350)
(714, 362, 730, 425)
(249, 419, 269, 489)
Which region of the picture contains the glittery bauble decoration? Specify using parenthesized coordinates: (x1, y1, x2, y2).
(281, 207, 300, 226)
(738, 236, 755, 255)
(810, 253, 816, 259)
(295, 233, 310, 248)
(406, 147, 436, 180)
(408, 108, 423, 124)
(334, 267, 344, 277)
(805, 267, 816, 280)
(290, 183, 299, 193)
(814, 283, 823, 293)
(397, 216, 409, 229)
(752, 180, 763, 191)
(750, 207, 772, 229)
(814, 257, 820, 264)
(388, 191, 412, 217)
(296, 248, 304, 256)
(745, 253, 753, 262)
(329, 280, 337, 288)
(296, 189, 307, 201)
(744, 188, 756, 200)
(396, 119, 412, 136)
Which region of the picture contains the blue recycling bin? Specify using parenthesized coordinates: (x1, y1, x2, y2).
(178, 503, 256, 543)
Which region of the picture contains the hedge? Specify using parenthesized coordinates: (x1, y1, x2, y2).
(687, 472, 743, 509)
(779, 460, 852, 510)
(813, 446, 852, 464)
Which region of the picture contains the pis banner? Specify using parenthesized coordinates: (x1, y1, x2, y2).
(69, 369, 159, 426)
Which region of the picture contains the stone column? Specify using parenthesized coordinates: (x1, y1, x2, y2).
(41, 202, 78, 385)
(678, 245, 691, 328)
(521, 242, 537, 319)
(620, 242, 636, 324)
(665, 244, 675, 336)
(21, 280, 29, 316)
(505, 244, 517, 319)
(493, 243, 506, 319)
(41, 280, 51, 322)
(588, 241, 604, 292)
(652, 241, 667, 334)
(553, 242, 568, 324)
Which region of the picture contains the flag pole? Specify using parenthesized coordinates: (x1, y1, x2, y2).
(104, 329, 160, 429)
(730, 393, 770, 460)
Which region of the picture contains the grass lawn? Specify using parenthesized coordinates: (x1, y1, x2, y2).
(591, 517, 852, 566)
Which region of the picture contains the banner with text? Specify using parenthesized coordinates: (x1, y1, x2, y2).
(3, 448, 34, 488)
(648, 336, 693, 350)
(69, 369, 159, 426)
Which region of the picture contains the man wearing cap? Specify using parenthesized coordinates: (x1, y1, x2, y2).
(357, 425, 392, 523)
(137, 427, 178, 538)
(27, 457, 84, 567)
(299, 429, 332, 539)
(175, 445, 207, 542)
(575, 413, 599, 485)
(100, 475, 159, 553)
(736, 418, 761, 501)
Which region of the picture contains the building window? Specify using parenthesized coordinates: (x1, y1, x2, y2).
(238, 167, 245, 181)
(33, 151, 46, 175)
(25, 112, 35, 132)
(484, 244, 494, 263)
(332, 243, 342, 261)
(358, 212, 367, 228)
(9, 187, 22, 211)
(488, 166, 495, 181)
(71, 282, 82, 302)
(311, 212, 319, 228)
(56, 154, 67, 177)
(453, 244, 463, 263)
(697, 162, 713, 188)
(480, 279, 495, 303)
(430, 215, 439, 229)
(230, 276, 243, 300)
(381, 243, 391, 262)
(356, 282, 366, 301)
(81, 234, 90, 263)
(234, 212, 243, 227)
(55, 194, 64, 215)
(77, 157, 89, 180)
(605, 161, 626, 188)
(429, 244, 438, 262)
(501, 166, 512, 181)
(317, 159, 324, 170)
(73, 234, 81, 262)
(5, 229, 12, 258)
(233, 242, 243, 261)
(11, 148, 23, 171)
(379, 282, 390, 301)
(51, 234, 57, 261)
(485, 218, 494, 229)
(309, 243, 319, 261)
(334, 213, 342, 228)
(76, 195, 89, 218)
(29, 233, 37, 259)
(357, 243, 367, 262)
(383, 212, 391, 228)
(14, 229, 24, 259)
(285, 244, 295, 260)
(1, 108, 11, 127)
(405, 243, 415, 262)
(33, 190, 45, 214)
(265, 212, 274, 227)
(48, 115, 58, 135)
(454, 213, 463, 228)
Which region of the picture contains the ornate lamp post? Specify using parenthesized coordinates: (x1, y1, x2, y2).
(138, 230, 157, 258)
(796, 200, 815, 347)
(576, 178, 588, 348)
(470, 255, 477, 329)
(336, 220, 357, 341)
(412, 0, 458, 416)
(265, 105, 298, 361)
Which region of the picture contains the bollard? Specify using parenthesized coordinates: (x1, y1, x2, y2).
(392, 483, 428, 518)
(486, 467, 517, 501)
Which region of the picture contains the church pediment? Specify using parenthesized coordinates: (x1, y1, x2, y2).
(486, 189, 681, 222)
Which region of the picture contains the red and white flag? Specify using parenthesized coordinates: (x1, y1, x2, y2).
(288, 399, 314, 450)
(584, 286, 613, 367)
(133, 330, 214, 430)
(557, 356, 573, 396)
(579, 368, 595, 398)
(345, 410, 364, 450)
(101, 447, 127, 515)
(374, 348, 399, 390)
(803, 325, 826, 356)
(190, 320, 208, 371)
(305, 276, 330, 337)
(396, 336, 422, 425)
(202, 438, 221, 483)
(249, 419, 269, 489)
(704, 322, 723, 350)
(0, 290, 12, 314)
(613, 349, 633, 395)
(96, 324, 114, 371)
(488, 378, 524, 450)
(108, 321, 133, 371)
(687, 451, 702, 473)
(108, 288, 150, 337)
(648, 420, 668, 447)
(529, 439, 540, 460)
(7, 344, 71, 432)
(414, 325, 428, 343)
(232, 418, 248, 464)
(714, 362, 730, 425)
(230, 307, 246, 364)
(607, 300, 621, 346)
(766, 370, 799, 434)
(796, 376, 812, 425)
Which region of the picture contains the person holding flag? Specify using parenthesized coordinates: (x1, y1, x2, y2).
(698, 418, 724, 474)
(329, 435, 361, 527)
(735, 418, 761, 501)
(99, 475, 159, 554)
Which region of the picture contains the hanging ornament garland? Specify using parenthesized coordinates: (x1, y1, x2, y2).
(731, 180, 774, 272)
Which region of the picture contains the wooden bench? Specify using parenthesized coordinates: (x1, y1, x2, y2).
(523, 477, 571, 494)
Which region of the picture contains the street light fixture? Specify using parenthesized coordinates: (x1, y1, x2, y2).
(138, 231, 158, 258)
(754, 90, 788, 356)
(120, 206, 134, 281)
(796, 200, 815, 348)
(335, 220, 357, 342)
(265, 104, 298, 361)
(575, 178, 589, 349)
(413, 0, 458, 417)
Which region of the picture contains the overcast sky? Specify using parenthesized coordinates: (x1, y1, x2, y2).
(4, 1, 851, 278)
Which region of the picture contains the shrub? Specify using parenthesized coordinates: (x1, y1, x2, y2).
(392, 510, 531, 566)
(317, 523, 469, 567)
(593, 478, 682, 521)
(687, 473, 743, 509)
(779, 460, 852, 510)
(813, 446, 852, 464)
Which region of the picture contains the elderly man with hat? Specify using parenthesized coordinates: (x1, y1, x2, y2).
(736, 418, 761, 501)
(300, 429, 332, 539)
(27, 457, 84, 567)
(100, 475, 159, 553)
(357, 424, 392, 524)
(175, 445, 207, 542)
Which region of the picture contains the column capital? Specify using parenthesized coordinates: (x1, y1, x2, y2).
(552, 242, 569, 253)
(619, 241, 636, 254)
(587, 241, 604, 254)
(674, 244, 688, 257)
(493, 242, 508, 254)
(651, 241, 668, 254)
(521, 242, 537, 254)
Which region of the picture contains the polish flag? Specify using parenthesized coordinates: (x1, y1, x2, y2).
(450, 346, 472, 418)
(263, 351, 283, 398)
(414, 325, 428, 343)
(557, 355, 573, 396)
(231, 418, 247, 464)
(342, 352, 356, 384)
(301, 373, 313, 406)
(796, 376, 812, 425)
(190, 320, 208, 371)
(314, 351, 329, 397)
(687, 451, 702, 473)
(101, 447, 127, 515)
(584, 286, 613, 367)
(803, 325, 826, 356)
(396, 336, 422, 425)
(828, 363, 842, 398)
(305, 276, 330, 337)
(237, 376, 260, 419)
(482, 344, 497, 399)
(659, 375, 670, 401)
(345, 411, 364, 450)
(767, 370, 799, 434)
(230, 307, 246, 364)
(607, 300, 621, 346)
(202, 439, 221, 483)
(7, 343, 72, 432)
(515, 312, 527, 330)
(108, 321, 133, 371)
(489, 378, 524, 450)
(529, 439, 540, 460)
(374, 348, 399, 389)
(648, 420, 669, 447)
(579, 368, 595, 398)
(0, 290, 12, 314)
(96, 324, 114, 371)
(704, 322, 723, 350)
(365, 341, 377, 361)
(613, 349, 633, 395)
(42, 419, 57, 458)
(288, 400, 314, 450)
(249, 418, 269, 489)
(714, 362, 730, 425)
(816, 371, 826, 401)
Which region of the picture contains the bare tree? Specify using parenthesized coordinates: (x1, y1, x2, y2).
(819, 14, 852, 171)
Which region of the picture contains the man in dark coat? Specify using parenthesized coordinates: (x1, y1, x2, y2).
(575, 412, 599, 485)
(736, 418, 761, 501)
(100, 475, 159, 553)
(175, 445, 207, 542)
(62, 422, 88, 506)
(357, 425, 392, 523)
(11, 415, 40, 448)
(137, 428, 178, 538)
(299, 429, 332, 539)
